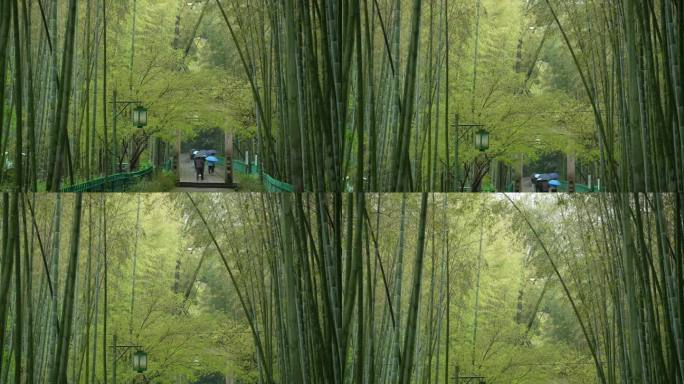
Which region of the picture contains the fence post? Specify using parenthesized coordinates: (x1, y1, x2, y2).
(225, 132, 233, 186)
(175, 128, 181, 184)
(567, 154, 576, 193)
(516, 153, 523, 192)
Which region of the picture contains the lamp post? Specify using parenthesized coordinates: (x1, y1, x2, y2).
(453, 365, 487, 384)
(455, 123, 488, 151)
(453, 114, 490, 191)
(111, 334, 146, 384)
(110, 91, 148, 172)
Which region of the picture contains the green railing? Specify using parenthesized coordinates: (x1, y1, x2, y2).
(557, 180, 601, 192)
(262, 172, 294, 192)
(232, 159, 260, 175)
(163, 159, 173, 172)
(60, 166, 154, 192)
(503, 180, 600, 192)
(231, 159, 293, 192)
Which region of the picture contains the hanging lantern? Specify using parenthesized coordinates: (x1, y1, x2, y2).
(474, 128, 489, 152)
(132, 350, 148, 373)
(132, 106, 148, 128)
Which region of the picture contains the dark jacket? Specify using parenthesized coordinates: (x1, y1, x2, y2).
(193, 157, 205, 169)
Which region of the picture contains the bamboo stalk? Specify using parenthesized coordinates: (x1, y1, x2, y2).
(11, 0, 24, 190)
(399, 192, 429, 384)
(0, 193, 16, 379)
(51, 193, 82, 384)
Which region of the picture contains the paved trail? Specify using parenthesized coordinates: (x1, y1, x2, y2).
(174, 187, 233, 192)
(179, 153, 226, 183)
(172, 153, 234, 192)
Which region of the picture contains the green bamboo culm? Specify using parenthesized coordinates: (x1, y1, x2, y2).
(0, 193, 15, 378)
(21, 0, 39, 191)
(11, 0, 24, 190)
(390, 0, 423, 191)
(46, 0, 79, 191)
(399, 192, 428, 384)
(50, 193, 82, 384)
(0, 1, 10, 175)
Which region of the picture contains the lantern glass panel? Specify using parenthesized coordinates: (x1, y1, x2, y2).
(139, 108, 147, 126)
(475, 129, 489, 151)
(133, 106, 148, 127)
(133, 350, 147, 372)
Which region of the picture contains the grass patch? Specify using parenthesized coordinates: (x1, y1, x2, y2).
(234, 172, 265, 192)
(129, 170, 177, 192)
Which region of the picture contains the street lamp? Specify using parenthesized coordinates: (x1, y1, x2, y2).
(110, 92, 148, 173)
(132, 105, 148, 128)
(132, 350, 148, 373)
(451, 115, 491, 191)
(474, 128, 489, 152)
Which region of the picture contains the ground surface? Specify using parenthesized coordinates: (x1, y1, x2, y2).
(173, 186, 234, 192)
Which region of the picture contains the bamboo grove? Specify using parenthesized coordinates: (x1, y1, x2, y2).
(0, 0, 240, 192)
(0, 0, 680, 192)
(216, 0, 538, 192)
(508, 193, 684, 384)
(544, 0, 684, 192)
(216, 0, 683, 192)
(0, 192, 680, 383)
(0, 0, 116, 191)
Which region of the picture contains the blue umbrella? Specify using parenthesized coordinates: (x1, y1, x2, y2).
(549, 179, 561, 187)
(534, 172, 560, 181)
(206, 156, 219, 163)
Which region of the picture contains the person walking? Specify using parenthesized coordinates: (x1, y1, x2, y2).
(206, 155, 218, 175)
(549, 179, 560, 192)
(193, 155, 206, 181)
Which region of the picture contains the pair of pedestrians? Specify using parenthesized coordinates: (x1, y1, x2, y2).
(192, 151, 218, 181)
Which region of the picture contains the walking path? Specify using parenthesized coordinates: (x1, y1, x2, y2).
(174, 186, 233, 192)
(179, 153, 226, 183)
(172, 153, 234, 192)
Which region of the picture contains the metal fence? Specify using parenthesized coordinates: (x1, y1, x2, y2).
(503, 180, 601, 192)
(230, 159, 293, 192)
(60, 166, 154, 192)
